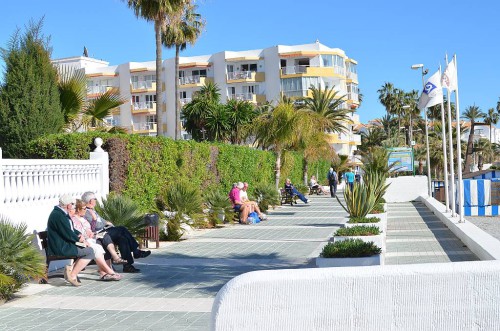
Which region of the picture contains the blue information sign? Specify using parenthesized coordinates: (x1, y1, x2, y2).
(387, 147, 414, 172)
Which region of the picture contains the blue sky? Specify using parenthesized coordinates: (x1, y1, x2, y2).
(1, 0, 499, 123)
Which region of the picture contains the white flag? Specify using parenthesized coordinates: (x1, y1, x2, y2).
(418, 70, 443, 110)
(441, 57, 457, 91)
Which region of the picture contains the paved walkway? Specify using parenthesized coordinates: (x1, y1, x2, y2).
(0, 196, 481, 330)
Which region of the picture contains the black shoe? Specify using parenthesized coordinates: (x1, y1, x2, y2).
(123, 264, 140, 273)
(134, 250, 151, 259)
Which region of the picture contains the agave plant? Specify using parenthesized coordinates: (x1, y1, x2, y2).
(0, 216, 45, 300)
(336, 182, 377, 218)
(204, 191, 233, 226)
(251, 183, 280, 212)
(95, 193, 145, 237)
(157, 182, 204, 241)
(363, 171, 391, 205)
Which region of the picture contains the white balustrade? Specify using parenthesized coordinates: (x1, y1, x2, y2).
(227, 71, 253, 80)
(0, 140, 109, 233)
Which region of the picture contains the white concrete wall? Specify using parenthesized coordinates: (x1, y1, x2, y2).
(418, 195, 500, 261)
(384, 176, 428, 202)
(211, 261, 500, 331)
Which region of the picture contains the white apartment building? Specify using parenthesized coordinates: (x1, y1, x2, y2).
(52, 41, 361, 159)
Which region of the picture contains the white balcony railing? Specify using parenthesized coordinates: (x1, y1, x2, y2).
(348, 93, 359, 102)
(229, 93, 254, 101)
(227, 71, 253, 80)
(87, 85, 112, 94)
(133, 102, 155, 110)
(178, 75, 203, 85)
(282, 90, 309, 98)
(333, 65, 346, 76)
(133, 122, 157, 131)
(347, 71, 358, 81)
(281, 66, 308, 75)
(350, 134, 362, 144)
(132, 80, 155, 90)
(180, 98, 192, 106)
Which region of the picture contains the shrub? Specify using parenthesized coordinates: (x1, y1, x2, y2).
(204, 190, 233, 227)
(251, 183, 280, 212)
(334, 225, 381, 236)
(95, 193, 145, 237)
(336, 182, 377, 218)
(370, 203, 385, 214)
(347, 216, 381, 224)
(0, 216, 45, 300)
(320, 239, 381, 258)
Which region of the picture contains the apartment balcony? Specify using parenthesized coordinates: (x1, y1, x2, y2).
(87, 86, 115, 96)
(349, 134, 362, 145)
(226, 71, 265, 83)
(347, 92, 359, 103)
(347, 71, 358, 82)
(131, 81, 156, 93)
(228, 93, 266, 104)
(178, 75, 212, 87)
(132, 122, 157, 134)
(280, 65, 346, 78)
(281, 89, 315, 99)
(180, 97, 192, 106)
(131, 102, 156, 114)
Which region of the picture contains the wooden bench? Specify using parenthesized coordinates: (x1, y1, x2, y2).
(139, 214, 160, 249)
(37, 230, 79, 284)
(280, 188, 297, 206)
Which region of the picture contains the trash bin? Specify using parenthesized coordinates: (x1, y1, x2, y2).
(143, 213, 159, 226)
(434, 187, 445, 202)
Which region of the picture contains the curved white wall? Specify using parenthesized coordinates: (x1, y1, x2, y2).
(211, 261, 500, 331)
(384, 175, 428, 202)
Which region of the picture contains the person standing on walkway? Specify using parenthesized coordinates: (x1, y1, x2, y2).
(344, 168, 355, 192)
(327, 168, 338, 198)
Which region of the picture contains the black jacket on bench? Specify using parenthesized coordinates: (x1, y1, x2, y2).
(47, 206, 80, 257)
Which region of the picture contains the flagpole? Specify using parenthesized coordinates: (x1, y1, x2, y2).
(453, 54, 465, 222)
(439, 66, 450, 212)
(445, 54, 456, 217)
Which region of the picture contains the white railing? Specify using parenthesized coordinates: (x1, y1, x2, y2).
(227, 71, 253, 80)
(133, 101, 155, 110)
(348, 92, 359, 102)
(350, 134, 361, 144)
(132, 80, 155, 90)
(0, 140, 109, 233)
(180, 97, 192, 106)
(133, 122, 157, 131)
(179, 75, 202, 85)
(281, 66, 308, 75)
(87, 85, 112, 94)
(347, 71, 358, 81)
(333, 65, 345, 76)
(228, 93, 254, 101)
(282, 90, 308, 98)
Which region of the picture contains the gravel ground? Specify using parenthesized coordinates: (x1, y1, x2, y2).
(466, 216, 500, 241)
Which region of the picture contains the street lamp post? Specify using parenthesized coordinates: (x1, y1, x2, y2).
(411, 64, 431, 197)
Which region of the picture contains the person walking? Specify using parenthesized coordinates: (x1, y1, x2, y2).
(327, 168, 338, 198)
(344, 168, 355, 192)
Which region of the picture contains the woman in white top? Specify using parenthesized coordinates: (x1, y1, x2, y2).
(309, 175, 327, 194)
(240, 182, 267, 220)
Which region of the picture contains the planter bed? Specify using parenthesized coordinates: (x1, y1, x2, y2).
(316, 254, 384, 267)
(333, 235, 386, 252)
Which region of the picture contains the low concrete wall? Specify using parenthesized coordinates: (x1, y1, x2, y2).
(384, 176, 428, 202)
(211, 261, 500, 331)
(417, 195, 500, 261)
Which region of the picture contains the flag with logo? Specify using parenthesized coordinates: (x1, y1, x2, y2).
(418, 70, 443, 110)
(441, 57, 457, 91)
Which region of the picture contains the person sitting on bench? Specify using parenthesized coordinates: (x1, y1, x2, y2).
(228, 182, 250, 223)
(284, 178, 310, 204)
(309, 176, 327, 195)
(241, 182, 267, 220)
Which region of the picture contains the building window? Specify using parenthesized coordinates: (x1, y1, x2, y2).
(241, 63, 257, 72)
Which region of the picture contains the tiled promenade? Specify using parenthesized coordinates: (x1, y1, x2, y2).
(0, 195, 480, 330)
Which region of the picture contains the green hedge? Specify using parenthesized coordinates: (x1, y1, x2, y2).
(27, 133, 331, 210)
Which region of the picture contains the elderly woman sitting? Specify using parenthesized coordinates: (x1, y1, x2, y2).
(228, 182, 250, 224)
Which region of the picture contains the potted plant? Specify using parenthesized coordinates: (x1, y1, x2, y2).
(333, 225, 385, 252)
(316, 239, 383, 267)
(344, 215, 385, 233)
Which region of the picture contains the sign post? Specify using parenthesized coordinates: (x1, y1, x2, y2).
(387, 147, 414, 173)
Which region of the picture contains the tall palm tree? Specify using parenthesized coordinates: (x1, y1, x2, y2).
(360, 127, 387, 152)
(125, 0, 186, 136)
(299, 85, 351, 133)
(225, 99, 257, 144)
(462, 105, 485, 173)
(252, 102, 301, 188)
(484, 107, 499, 143)
(377, 82, 399, 141)
(162, 3, 204, 140)
(182, 81, 220, 140)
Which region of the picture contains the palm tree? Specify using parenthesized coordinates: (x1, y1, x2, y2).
(462, 105, 485, 173)
(360, 127, 387, 152)
(252, 102, 301, 188)
(162, 3, 204, 140)
(57, 66, 126, 132)
(299, 85, 351, 133)
(204, 104, 231, 142)
(474, 138, 494, 170)
(225, 99, 257, 144)
(125, 0, 186, 136)
(484, 107, 499, 143)
(377, 82, 399, 141)
(182, 81, 220, 141)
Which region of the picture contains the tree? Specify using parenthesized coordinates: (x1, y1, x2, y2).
(462, 105, 485, 173)
(162, 3, 204, 140)
(484, 107, 499, 143)
(252, 102, 301, 188)
(0, 19, 64, 157)
(225, 99, 257, 144)
(182, 81, 220, 140)
(125, 0, 186, 136)
(377, 82, 398, 141)
(360, 127, 387, 152)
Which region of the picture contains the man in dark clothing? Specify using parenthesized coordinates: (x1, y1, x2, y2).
(327, 168, 338, 198)
(81, 192, 150, 273)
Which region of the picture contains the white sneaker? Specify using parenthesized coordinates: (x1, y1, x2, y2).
(260, 214, 268, 220)
(306, 199, 311, 204)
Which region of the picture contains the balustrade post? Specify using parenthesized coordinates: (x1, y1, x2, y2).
(89, 138, 109, 198)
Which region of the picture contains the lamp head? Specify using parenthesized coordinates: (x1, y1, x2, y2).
(411, 64, 424, 69)
(423, 69, 429, 75)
